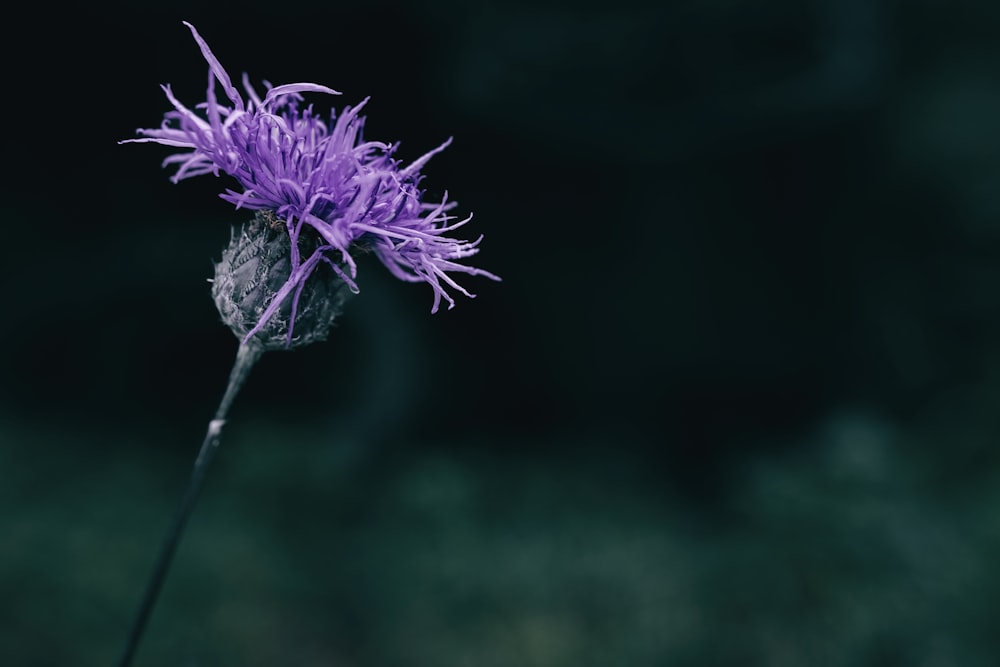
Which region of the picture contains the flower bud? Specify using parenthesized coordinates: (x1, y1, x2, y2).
(212, 211, 351, 350)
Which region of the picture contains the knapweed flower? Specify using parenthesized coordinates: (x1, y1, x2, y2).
(123, 21, 498, 347)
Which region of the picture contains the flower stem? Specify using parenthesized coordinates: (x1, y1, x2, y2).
(116, 342, 263, 667)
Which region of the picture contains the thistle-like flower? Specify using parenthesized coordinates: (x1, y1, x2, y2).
(123, 21, 498, 347)
(116, 23, 501, 666)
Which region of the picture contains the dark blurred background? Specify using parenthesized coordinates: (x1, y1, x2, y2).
(3, 0, 1000, 665)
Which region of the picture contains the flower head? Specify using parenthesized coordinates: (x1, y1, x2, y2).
(123, 21, 499, 345)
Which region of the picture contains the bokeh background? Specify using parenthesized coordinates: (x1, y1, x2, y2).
(3, 1, 1000, 665)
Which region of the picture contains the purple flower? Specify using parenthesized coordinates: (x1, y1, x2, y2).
(123, 21, 499, 343)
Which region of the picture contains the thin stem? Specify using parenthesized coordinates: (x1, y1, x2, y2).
(116, 342, 264, 667)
